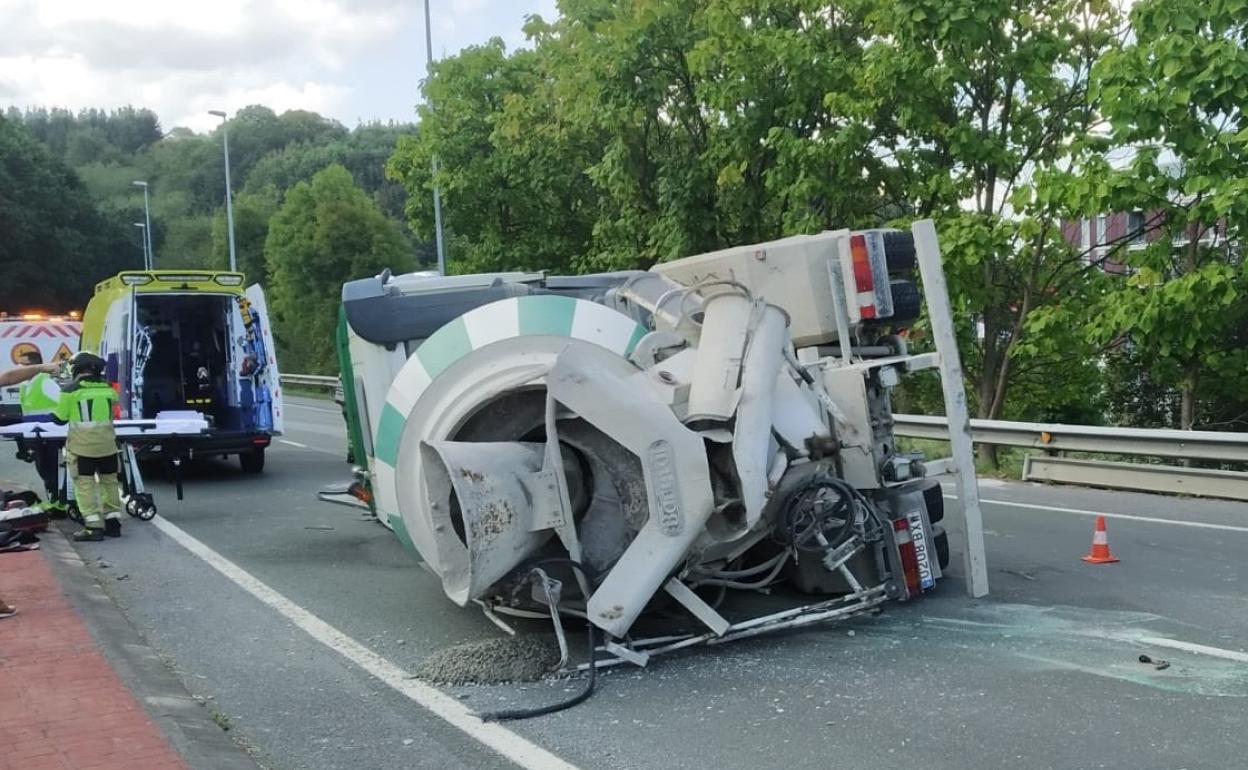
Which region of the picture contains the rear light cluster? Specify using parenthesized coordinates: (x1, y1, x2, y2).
(847, 233, 894, 320)
(838, 229, 919, 326)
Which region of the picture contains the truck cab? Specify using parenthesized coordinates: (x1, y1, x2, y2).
(79, 271, 283, 472)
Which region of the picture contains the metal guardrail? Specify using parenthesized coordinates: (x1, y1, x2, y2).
(895, 414, 1248, 501)
(281, 374, 339, 391)
(1022, 455, 1248, 501)
(893, 414, 1248, 463)
(278, 379, 1248, 498)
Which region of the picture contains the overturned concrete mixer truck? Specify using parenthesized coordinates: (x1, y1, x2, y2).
(330, 220, 987, 667)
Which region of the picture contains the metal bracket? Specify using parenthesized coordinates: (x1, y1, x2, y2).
(663, 578, 730, 637)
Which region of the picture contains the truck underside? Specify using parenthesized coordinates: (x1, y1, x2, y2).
(338, 223, 982, 675)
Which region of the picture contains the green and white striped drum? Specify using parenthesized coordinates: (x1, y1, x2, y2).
(372, 295, 648, 570)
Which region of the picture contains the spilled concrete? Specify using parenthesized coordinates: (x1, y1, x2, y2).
(412, 634, 563, 685)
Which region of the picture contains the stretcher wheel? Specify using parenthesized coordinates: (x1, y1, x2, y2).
(67, 501, 83, 525)
(131, 493, 157, 521)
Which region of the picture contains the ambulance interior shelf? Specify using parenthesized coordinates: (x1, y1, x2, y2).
(133, 295, 233, 426)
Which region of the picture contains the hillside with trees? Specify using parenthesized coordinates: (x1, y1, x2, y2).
(1, 105, 423, 372)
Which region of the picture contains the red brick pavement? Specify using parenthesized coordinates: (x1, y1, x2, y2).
(0, 548, 187, 770)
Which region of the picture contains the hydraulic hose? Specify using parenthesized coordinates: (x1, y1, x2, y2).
(478, 559, 601, 722)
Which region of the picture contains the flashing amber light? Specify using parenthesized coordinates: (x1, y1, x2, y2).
(68, 310, 81, 319)
(21, 312, 46, 321)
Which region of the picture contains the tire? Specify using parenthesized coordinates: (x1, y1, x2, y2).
(886, 279, 921, 323)
(933, 526, 950, 570)
(240, 449, 266, 473)
(921, 480, 944, 524)
(882, 230, 916, 274)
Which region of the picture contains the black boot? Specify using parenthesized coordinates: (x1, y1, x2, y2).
(72, 528, 104, 542)
(104, 518, 122, 538)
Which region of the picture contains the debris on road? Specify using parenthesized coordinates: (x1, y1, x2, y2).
(412, 635, 562, 685)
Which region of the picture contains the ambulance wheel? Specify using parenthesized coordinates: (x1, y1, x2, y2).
(240, 449, 266, 473)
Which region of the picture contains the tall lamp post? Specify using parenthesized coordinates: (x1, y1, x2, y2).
(208, 110, 238, 273)
(132, 180, 154, 269)
(423, 0, 447, 274)
(133, 223, 150, 269)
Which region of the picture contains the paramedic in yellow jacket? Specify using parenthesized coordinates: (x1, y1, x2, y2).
(52, 352, 122, 541)
(16, 349, 63, 501)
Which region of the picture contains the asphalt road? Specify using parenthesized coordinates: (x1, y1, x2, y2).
(3, 395, 1246, 770)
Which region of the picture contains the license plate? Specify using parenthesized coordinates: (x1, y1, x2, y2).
(906, 509, 935, 590)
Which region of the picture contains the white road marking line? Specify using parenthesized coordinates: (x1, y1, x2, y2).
(149, 517, 583, 770)
(1136, 637, 1248, 664)
(275, 437, 343, 457)
(945, 495, 1248, 533)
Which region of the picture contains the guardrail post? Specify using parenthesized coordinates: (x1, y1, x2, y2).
(913, 220, 989, 598)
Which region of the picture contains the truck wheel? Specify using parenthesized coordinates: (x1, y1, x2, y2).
(240, 449, 266, 473)
(887, 279, 921, 323)
(921, 480, 944, 524)
(933, 526, 950, 570)
(882, 230, 917, 273)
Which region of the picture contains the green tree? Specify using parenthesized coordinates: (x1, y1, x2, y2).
(1074, 0, 1248, 430)
(387, 39, 598, 274)
(215, 106, 348, 185)
(265, 164, 412, 372)
(0, 116, 131, 311)
(210, 187, 281, 283)
(860, 0, 1119, 463)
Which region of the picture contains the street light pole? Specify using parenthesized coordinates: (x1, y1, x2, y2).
(132, 181, 154, 269)
(133, 223, 149, 269)
(423, 0, 447, 274)
(208, 110, 238, 273)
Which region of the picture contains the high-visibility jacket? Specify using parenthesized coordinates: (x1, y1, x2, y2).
(52, 378, 118, 458)
(19, 373, 60, 416)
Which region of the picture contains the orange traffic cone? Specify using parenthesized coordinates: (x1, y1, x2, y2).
(1081, 516, 1119, 564)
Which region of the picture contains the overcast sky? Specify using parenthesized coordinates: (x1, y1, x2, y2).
(0, 0, 558, 133)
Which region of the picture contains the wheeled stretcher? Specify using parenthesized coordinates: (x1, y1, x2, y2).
(1, 412, 209, 522)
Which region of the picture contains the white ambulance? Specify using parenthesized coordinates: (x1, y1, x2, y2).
(0, 314, 80, 424)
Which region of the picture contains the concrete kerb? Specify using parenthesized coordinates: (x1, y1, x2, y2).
(42, 523, 262, 770)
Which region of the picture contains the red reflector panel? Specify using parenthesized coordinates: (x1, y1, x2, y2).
(850, 235, 876, 320)
(893, 518, 922, 598)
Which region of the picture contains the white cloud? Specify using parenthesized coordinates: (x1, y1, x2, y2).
(0, 0, 557, 131)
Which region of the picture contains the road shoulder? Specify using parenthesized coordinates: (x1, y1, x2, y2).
(36, 525, 260, 770)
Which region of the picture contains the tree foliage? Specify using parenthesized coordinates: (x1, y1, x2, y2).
(0, 116, 131, 312)
(388, 0, 1124, 454)
(3, 106, 420, 325)
(1072, 0, 1248, 429)
(264, 165, 413, 373)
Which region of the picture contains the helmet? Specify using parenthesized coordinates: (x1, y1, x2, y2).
(68, 351, 106, 378)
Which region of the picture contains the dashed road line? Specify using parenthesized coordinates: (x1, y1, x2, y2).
(149, 516, 583, 770)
